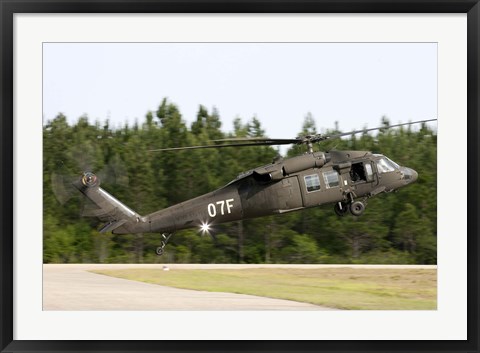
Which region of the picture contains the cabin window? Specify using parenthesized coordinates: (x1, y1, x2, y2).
(323, 170, 340, 188)
(304, 174, 321, 192)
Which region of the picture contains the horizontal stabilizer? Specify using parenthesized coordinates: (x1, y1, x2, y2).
(99, 219, 128, 233)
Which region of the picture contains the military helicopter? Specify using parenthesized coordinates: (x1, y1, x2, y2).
(66, 119, 435, 255)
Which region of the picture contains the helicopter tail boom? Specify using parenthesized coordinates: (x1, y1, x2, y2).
(72, 172, 145, 233)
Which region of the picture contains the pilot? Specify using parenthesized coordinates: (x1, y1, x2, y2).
(350, 169, 360, 182)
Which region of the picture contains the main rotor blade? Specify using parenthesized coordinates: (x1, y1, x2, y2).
(212, 137, 301, 144)
(310, 118, 437, 143)
(149, 118, 437, 152)
(149, 140, 294, 152)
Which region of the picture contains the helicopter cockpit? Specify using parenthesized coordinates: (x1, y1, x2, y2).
(374, 154, 418, 183)
(347, 154, 417, 186)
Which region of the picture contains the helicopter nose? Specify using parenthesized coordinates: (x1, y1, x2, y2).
(402, 167, 418, 183)
(410, 169, 418, 183)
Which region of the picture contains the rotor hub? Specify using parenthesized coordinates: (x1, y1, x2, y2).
(82, 172, 98, 187)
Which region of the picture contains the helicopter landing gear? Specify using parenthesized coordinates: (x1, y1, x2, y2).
(335, 192, 367, 217)
(156, 233, 173, 256)
(350, 200, 366, 216)
(334, 201, 349, 217)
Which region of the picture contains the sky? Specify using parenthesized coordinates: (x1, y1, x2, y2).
(43, 42, 437, 143)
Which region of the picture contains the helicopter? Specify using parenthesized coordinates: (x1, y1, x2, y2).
(65, 119, 435, 256)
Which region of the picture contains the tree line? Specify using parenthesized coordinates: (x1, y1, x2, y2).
(43, 98, 437, 264)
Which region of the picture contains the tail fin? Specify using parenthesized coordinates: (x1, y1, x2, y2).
(73, 172, 143, 233)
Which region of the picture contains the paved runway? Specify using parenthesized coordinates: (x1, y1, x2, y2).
(43, 264, 335, 311)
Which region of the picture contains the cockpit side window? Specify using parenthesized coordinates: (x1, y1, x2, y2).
(377, 157, 397, 173)
(365, 163, 374, 181)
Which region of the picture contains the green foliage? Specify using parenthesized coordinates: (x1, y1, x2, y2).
(43, 101, 437, 264)
(278, 233, 324, 263)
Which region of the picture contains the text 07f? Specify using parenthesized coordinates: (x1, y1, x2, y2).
(207, 199, 234, 218)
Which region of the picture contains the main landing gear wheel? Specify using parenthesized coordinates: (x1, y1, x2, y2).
(350, 201, 366, 216)
(334, 201, 349, 217)
(155, 247, 164, 256)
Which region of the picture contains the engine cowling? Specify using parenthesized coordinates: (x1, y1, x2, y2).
(252, 152, 328, 183)
(282, 152, 327, 175)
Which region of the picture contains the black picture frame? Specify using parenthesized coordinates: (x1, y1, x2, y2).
(1, 1, 479, 352)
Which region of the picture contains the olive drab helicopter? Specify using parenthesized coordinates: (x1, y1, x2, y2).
(63, 119, 435, 256)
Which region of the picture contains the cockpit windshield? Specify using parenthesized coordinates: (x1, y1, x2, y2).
(376, 156, 400, 173)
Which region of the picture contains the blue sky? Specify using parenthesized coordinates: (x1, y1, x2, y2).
(43, 42, 437, 139)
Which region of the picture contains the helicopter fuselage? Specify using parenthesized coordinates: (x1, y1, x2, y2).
(104, 150, 417, 235)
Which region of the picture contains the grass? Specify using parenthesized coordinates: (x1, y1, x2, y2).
(91, 267, 437, 310)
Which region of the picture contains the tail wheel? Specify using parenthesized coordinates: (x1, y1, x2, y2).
(155, 233, 174, 256)
(350, 201, 366, 216)
(334, 202, 349, 217)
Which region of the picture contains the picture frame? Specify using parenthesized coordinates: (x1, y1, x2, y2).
(1, 0, 478, 352)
